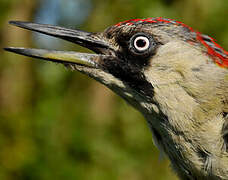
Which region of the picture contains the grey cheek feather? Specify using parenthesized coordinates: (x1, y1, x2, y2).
(100, 56, 155, 102)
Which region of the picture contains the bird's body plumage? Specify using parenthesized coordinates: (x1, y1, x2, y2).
(106, 18, 228, 179)
(5, 17, 228, 180)
(144, 40, 228, 179)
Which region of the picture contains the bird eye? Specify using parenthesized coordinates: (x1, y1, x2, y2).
(128, 33, 156, 57)
(129, 33, 156, 56)
(133, 36, 150, 52)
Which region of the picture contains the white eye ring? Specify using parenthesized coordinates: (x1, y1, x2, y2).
(133, 36, 150, 52)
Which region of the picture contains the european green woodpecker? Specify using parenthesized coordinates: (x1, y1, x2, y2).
(5, 17, 228, 180)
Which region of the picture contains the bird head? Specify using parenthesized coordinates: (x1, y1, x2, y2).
(5, 17, 228, 179)
(5, 18, 228, 115)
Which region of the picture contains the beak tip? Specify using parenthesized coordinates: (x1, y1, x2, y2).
(9, 20, 16, 24)
(4, 47, 28, 56)
(9, 20, 29, 29)
(4, 47, 18, 52)
(4, 47, 14, 52)
(9, 20, 19, 25)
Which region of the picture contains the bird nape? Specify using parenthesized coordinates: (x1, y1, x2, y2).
(4, 17, 228, 180)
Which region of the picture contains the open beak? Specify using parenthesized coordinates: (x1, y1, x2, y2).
(4, 21, 112, 68)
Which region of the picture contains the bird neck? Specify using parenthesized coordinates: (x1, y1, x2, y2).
(142, 70, 228, 179)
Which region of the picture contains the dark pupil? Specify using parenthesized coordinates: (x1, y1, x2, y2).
(136, 39, 146, 48)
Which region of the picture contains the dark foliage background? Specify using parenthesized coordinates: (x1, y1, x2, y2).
(0, 0, 227, 179)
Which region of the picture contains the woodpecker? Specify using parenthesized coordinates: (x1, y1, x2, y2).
(5, 17, 228, 180)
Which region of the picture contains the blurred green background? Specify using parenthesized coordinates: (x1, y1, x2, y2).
(0, 0, 227, 179)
